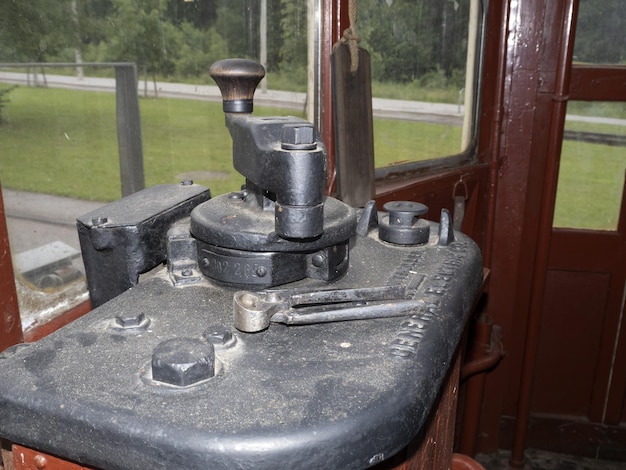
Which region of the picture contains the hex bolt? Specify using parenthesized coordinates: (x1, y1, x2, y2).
(114, 312, 149, 329)
(203, 325, 236, 347)
(181, 269, 193, 277)
(281, 124, 316, 150)
(180, 179, 193, 186)
(152, 338, 215, 387)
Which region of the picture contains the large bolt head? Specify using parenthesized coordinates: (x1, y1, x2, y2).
(281, 124, 316, 150)
(151, 338, 215, 387)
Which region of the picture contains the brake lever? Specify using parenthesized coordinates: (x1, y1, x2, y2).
(233, 285, 424, 332)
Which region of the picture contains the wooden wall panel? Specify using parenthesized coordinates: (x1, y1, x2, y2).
(531, 270, 610, 415)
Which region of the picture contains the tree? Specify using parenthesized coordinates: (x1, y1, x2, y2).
(279, 0, 307, 73)
(104, 0, 181, 84)
(0, 0, 74, 62)
(165, 0, 218, 30)
(574, 0, 626, 64)
(359, 0, 469, 83)
(174, 22, 227, 78)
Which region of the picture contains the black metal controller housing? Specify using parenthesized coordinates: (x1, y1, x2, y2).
(0, 60, 483, 470)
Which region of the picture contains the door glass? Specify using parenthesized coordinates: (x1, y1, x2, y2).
(553, 101, 626, 230)
(573, 1, 626, 65)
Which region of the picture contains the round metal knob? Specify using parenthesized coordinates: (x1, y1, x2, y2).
(209, 59, 265, 113)
(379, 201, 430, 245)
(383, 201, 428, 226)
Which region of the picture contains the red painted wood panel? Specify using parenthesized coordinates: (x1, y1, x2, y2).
(0, 185, 23, 352)
(532, 269, 610, 415)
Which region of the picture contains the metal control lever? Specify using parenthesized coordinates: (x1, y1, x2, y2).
(233, 285, 423, 332)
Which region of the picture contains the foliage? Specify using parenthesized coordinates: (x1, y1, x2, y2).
(0, 85, 18, 123)
(1, 0, 623, 89)
(0, 0, 74, 62)
(173, 23, 227, 78)
(359, 0, 469, 82)
(279, 0, 307, 72)
(103, 0, 180, 76)
(574, 0, 626, 64)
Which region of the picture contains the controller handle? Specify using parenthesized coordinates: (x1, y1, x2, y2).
(209, 59, 265, 113)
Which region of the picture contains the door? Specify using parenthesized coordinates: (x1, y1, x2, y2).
(528, 6, 626, 457)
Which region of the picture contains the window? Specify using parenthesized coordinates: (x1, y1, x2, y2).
(552, 0, 626, 231)
(0, 0, 483, 328)
(360, 0, 485, 171)
(555, 101, 626, 230)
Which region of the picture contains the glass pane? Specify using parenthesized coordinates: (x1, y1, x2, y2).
(358, 0, 481, 168)
(0, 0, 310, 328)
(553, 102, 626, 230)
(573, 0, 626, 65)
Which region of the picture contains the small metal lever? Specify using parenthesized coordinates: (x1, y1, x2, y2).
(233, 285, 423, 332)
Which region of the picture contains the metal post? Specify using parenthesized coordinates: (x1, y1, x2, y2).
(115, 64, 145, 197)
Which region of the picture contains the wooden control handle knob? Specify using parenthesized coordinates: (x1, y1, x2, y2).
(209, 59, 265, 113)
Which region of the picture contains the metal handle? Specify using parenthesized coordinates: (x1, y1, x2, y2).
(234, 285, 423, 332)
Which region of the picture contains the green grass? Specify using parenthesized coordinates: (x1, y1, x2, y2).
(373, 119, 463, 166)
(0, 87, 303, 200)
(1, 86, 624, 232)
(554, 140, 626, 230)
(0, 86, 462, 201)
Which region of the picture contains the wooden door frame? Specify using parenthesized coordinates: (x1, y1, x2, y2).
(472, 0, 626, 460)
(469, 0, 579, 457)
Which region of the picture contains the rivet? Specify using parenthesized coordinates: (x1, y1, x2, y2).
(312, 253, 326, 267)
(34, 454, 47, 469)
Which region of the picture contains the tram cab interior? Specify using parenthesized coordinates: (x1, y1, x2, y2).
(1, 1, 625, 469)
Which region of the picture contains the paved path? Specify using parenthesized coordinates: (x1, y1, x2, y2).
(3, 189, 103, 254)
(0, 71, 465, 125)
(0, 70, 464, 256)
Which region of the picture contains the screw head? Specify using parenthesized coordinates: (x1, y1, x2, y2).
(151, 338, 215, 387)
(281, 124, 316, 150)
(114, 312, 149, 329)
(203, 325, 235, 347)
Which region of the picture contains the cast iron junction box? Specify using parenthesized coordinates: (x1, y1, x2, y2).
(0, 59, 483, 470)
